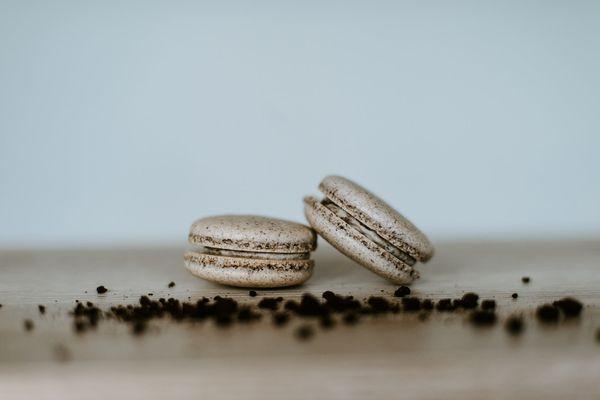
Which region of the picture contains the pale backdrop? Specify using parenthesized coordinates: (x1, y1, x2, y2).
(1, 0, 599, 247)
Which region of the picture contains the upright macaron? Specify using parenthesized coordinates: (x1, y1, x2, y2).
(184, 215, 317, 288)
(304, 176, 433, 284)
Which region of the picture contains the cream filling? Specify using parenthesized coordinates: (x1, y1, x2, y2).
(196, 246, 310, 261)
(322, 199, 416, 266)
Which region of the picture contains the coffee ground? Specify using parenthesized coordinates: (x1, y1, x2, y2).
(295, 325, 314, 341)
(470, 310, 497, 326)
(394, 286, 411, 297)
(24, 319, 34, 331)
(38, 305, 46, 314)
(522, 277, 530, 284)
(481, 300, 496, 310)
(168, 282, 176, 288)
(249, 290, 257, 297)
(96, 286, 108, 294)
(505, 315, 524, 335)
(536, 304, 560, 323)
(512, 293, 518, 299)
(552, 297, 583, 317)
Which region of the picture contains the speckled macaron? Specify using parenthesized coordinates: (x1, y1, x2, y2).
(184, 215, 317, 288)
(304, 175, 433, 284)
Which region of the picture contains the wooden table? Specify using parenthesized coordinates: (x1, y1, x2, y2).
(1, 239, 599, 399)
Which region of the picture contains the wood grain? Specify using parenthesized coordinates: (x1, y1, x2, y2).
(0, 239, 599, 399)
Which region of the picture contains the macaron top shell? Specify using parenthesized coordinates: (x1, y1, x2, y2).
(189, 215, 316, 254)
(319, 176, 433, 261)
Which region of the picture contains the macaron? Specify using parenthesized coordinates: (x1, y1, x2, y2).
(304, 175, 433, 284)
(184, 215, 317, 288)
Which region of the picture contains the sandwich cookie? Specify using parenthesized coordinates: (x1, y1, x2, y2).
(304, 176, 433, 284)
(184, 215, 317, 288)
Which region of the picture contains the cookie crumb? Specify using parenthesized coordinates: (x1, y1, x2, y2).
(481, 299, 496, 310)
(512, 293, 518, 299)
(536, 304, 560, 323)
(24, 319, 34, 331)
(552, 297, 583, 318)
(272, 312, 290, 327)
(168, 281, 175, 288)
(249, 290, 257, 297)
(295, 325, 314, 341)
(470, 310, 497, 326)
(505, 315, 524, 335)
(394, 286, 411, 297)
(96, 285, 108, 294)
(521, 276, 530, 284)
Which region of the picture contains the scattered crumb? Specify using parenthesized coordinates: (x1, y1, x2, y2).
(505, 315, 524, 335)
(481, 299, 496, 310)
(295, 325, 314, 341)
(24, 319, 34, 331)
(470, 310, 497, 326)
(249, 290, 257, 297)
(96, 285, 108, 294)
(552, 297, 583, 318)
(168, 281, 175, 288)
(522, 276, 530, 284)
(394, 286, 411, 297)
(536, 304, 560, 323)
(38, 305, 46, 314)
(512, 293, 519, 299)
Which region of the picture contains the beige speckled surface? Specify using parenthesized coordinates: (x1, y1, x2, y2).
(189, 215, 316, 253)
(304, 196, 418, 284)
(184, 251, 313, 288)
(319, 175, 433, 261)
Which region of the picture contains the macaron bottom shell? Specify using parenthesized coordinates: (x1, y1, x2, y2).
(303, 196, 419, 285)
(184, 251, 313, 288)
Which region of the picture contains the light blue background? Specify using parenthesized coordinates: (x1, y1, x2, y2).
(1, 0, 599, 247)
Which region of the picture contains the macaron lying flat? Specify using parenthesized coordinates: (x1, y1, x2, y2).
(304, 176, 433, 284)
(184, 215, 317, 288)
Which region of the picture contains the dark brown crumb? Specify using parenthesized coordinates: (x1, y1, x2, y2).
(295, 325, 314, 341)
(505, 315, 524, 335)
(343, 313, 359, 325)
(74, 320, 87, 333)
(168, 281, 175, 288)
(421, 299, 434, 310)
(458, 293, 479, 309)
(401, 297, 421, 312)
(24, 319, 34, 331)
(38, 305, 46, 314)
(96, 285, 108, 294)
(418, 312, 430, 321)
(249, 290, 257, 297)
(536, 304, 560, 323)
(258, 297, 281, 311)
(272, 312, 290, 327)
(319, 315, 335, 329)
(512, 293, 518, 299)
(132, 320, 147, 335)
(394, 286, 411, 297)
(367, 296, 390, 313)
(237, 306, 261, 323)
(436, 298, 455, 312)
(552, 297, 583, 317)
(481, 299, 496, 310)
(469, 310, 497, 326)
(596, 329, 600, 343)
(0, 304, 3, 308)
(522, 277, 530, 284)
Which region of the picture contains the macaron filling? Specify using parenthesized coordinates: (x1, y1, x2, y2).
(321, 199, 416, 266)
(197, 246, 310, 261)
